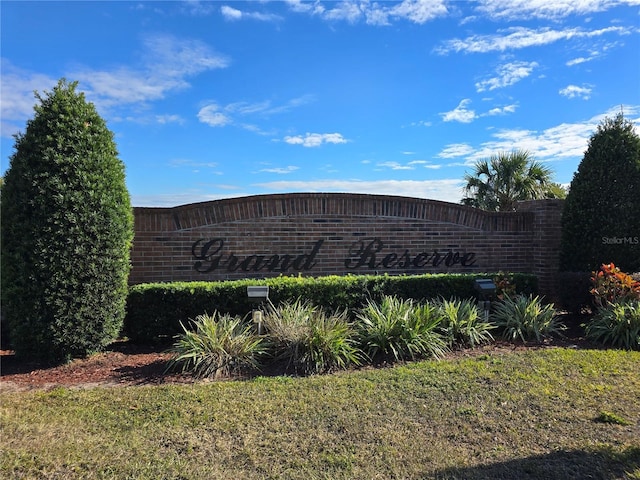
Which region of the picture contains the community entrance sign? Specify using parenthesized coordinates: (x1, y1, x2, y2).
(130, 193, 564, 298)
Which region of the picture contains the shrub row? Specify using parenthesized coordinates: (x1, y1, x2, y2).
(124, 273, 537, 343)
(167, 293, 565, 379)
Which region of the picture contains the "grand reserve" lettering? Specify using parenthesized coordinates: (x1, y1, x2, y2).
(192, 238, 323, 273)
(191, 237, 476, 274)
(344, 238, 476, 269)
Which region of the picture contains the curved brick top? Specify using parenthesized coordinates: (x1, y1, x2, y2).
(134, 193, 532, 232)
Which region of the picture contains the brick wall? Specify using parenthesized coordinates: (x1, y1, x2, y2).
(130, 193, 564, 297)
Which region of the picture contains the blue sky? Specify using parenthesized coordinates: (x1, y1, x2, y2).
(2, 0, 639, 207)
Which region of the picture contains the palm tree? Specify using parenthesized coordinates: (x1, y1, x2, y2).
(544, 182, 568, 199)
(461, 150, 554, 211)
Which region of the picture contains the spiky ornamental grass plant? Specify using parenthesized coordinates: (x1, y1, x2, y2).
(167, 313, 267, 379)
(356, 296, 448, 362)
(584, 300, 640, 350)
(262, 299, 362, 374)
(403, 302, 449, 360)
(1, 79, 133, 362)
(436, 298, 495, 348)
(262, 299, 315, 368)
(301, 310, 363, 374)
(491, 295, 565, 343)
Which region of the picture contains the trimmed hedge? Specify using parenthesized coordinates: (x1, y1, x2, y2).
(1, 79, 133, 361)
(556, 271, 592, 314)
(124, 273, 537, 343)
(560, 114, 640, 273)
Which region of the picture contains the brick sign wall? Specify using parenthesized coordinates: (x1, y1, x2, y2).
(130, 193, 564, 298)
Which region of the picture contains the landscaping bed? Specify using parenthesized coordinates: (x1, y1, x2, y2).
(0, 313, 594, 392)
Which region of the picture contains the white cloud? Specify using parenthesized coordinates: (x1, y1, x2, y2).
(225, 100, 273, 115)
(566, 55, 597, 66)
(566, 39, 624, 66)
(389, 0, 449, 24)
(435, 26, 631, 55)
(559, 84, 593, 100)
(221, 5, 243, 20)
(130, 178, 467, 207)
(475, 0, 637, 20)
(230, 95, 315, 116)
(284, 133, 349, 147)
(170, 158, 220, 170)
(155, 114, 185, 125)
(143, 33, 230, 76)
(284, 0, 326, 15)
(259, 165, 300, 174)
(324, 1, 363, 23)
(197, 95, 314, 130)
(131, 191, 245, 208)
(437, 143, 475, 158)
(220, 5, 283, 22)
(0, 60, 57, 138)
(377, 161, 415, 170)
(485, 104, 518, 116)
(462, 105, 640, 164)
(253, 179, 465, 203)
(242, 97, 314, 116)
(182, 0, 217, 16)
(197, 104, 232, 127)
(285, 0, 448, 25)
(68, 34, 229, 112)
(441, 99, 477, 123)
(475, 61, 538, 92)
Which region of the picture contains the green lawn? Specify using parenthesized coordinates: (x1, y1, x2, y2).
(2, 348, 639, 479)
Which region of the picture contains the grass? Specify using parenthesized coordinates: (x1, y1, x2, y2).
(2, 348, 639, 479)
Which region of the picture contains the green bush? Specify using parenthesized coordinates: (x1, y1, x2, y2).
(262, 299, 362, 374)
(436, 298, 495, 348)
(356, 296, 448, 362)
(584, 300, 640, 350)
(560, 114, 640, 273)
(1, 79, 133, 361)
(491, 295, 565, 343)
(556, 271, 592, 314)
(167, 312, 266, 379)
(124, 273, 537, 343)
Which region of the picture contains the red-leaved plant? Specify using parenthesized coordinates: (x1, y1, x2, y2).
(590, 263, 640, 308)
(493, 271, 516, 300)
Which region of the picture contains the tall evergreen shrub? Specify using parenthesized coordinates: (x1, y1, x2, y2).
(560, 114, 640, 273)
(1, 79, 134, 361)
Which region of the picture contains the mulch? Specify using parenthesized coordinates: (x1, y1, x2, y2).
(0, 342, 193, 392)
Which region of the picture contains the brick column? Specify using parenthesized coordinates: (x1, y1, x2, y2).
(517, 199, 565, 302)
